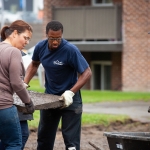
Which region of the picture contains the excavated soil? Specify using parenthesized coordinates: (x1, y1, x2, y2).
(24, 119, 150, 150)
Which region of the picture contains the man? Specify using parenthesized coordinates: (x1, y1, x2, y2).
(24, 20, 92, 150)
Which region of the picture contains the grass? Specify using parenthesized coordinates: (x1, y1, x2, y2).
(82, 113, 128, 126)
(28, 110, 128, 128)
(27, 78, 150, 128)
(28, 78, 45, 93)
(81, 90, 150, 103)
(28, 110, 40, 128)
(28, 78, 150, 103)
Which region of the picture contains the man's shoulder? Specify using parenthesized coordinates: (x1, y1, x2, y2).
(34, 39, 48, 53)
(63, 39, 78, 50)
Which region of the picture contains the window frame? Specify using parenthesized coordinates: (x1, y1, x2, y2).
(92, 0, 113, 6)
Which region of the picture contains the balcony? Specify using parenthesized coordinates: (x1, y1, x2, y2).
(53, 5, 122, 42)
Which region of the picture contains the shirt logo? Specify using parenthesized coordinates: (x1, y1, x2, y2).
(53, 60, 64, 65)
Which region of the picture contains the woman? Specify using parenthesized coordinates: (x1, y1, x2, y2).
(0, 20, 34, 150)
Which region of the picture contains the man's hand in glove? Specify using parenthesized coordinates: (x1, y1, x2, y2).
(23, 82, 30, 89)
(59, 90, 75, 108)
(25, 99, 35, 114)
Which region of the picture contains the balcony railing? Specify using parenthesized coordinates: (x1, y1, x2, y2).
(53, 5, 122, 41)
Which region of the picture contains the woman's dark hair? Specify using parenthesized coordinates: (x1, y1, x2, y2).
(46, 20, 63, 34)
(0, 20, 33, 41)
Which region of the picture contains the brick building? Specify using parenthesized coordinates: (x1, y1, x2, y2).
(43, 0, 150, 92)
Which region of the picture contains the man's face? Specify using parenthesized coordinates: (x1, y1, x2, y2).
(47, 29, 62, 50)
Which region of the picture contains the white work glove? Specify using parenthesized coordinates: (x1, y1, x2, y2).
(23, 82, 30, 89)
(60, 90, 75, 108)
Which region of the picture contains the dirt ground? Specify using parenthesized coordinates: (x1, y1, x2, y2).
(24, 119, 150, 150)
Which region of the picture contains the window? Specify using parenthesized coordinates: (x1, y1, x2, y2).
(91, 61, 112, 90)
(96, 0, 112, 3)
(92, 0, 113, 6)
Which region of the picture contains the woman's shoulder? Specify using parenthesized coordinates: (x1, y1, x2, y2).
(0, 42, 19, 53)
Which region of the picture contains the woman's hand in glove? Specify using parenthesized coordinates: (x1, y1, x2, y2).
(25, 99, 35, 114)
(59, 90, 75, 108)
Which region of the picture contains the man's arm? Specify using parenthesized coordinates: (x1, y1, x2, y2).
(24, 60, 40, 84)
(70, 67, 92, 93)
(60, 67, 92, 108)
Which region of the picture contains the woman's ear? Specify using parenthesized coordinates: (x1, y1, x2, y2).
(13, 30, 18, 38)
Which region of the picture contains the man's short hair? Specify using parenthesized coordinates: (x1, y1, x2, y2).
(46, 20, 63, 34)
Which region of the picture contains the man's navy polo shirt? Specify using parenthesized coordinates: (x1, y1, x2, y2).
(32, 39, 89, 95)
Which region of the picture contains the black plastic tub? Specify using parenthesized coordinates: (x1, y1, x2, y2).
(103, 132, 150, 150)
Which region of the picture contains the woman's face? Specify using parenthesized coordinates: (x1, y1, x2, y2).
(14, 30, 32, 50)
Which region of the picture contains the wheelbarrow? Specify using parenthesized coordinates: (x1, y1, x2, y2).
(103, 132, 150, 150)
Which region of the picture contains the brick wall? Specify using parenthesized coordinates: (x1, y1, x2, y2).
(122, 0, 150, 91)
(111, 52, 122, 90)
(81, 52, 91, 89)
